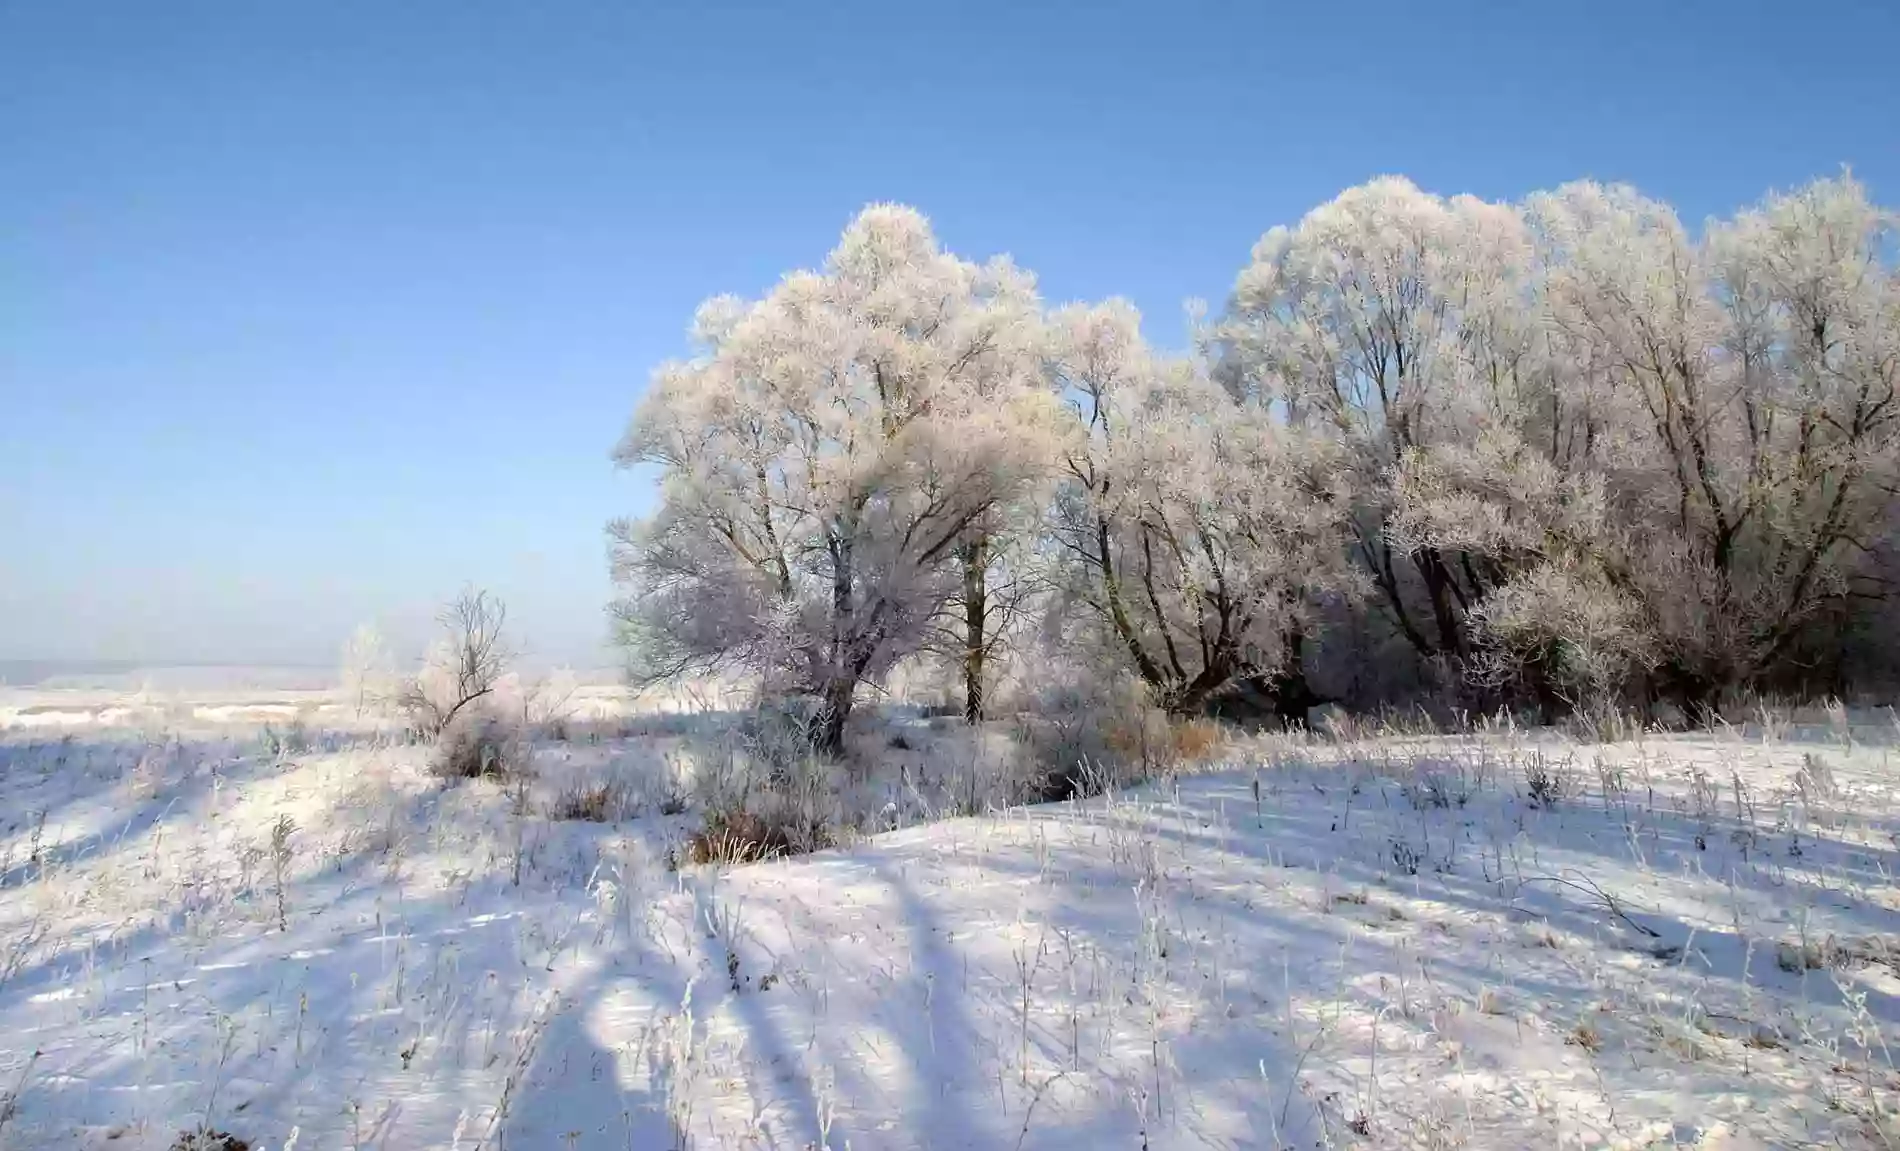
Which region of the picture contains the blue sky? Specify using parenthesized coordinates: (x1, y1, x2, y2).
(3, 0, 1896, 668)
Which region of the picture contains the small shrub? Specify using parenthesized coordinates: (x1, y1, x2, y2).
(1523, 752, 1572, 809)
(431, 717, 518, 780)
(1795, 752, 1838, 805)
(1018, 757, 1089, 804)
(1567, 1020, 1604, 1052)
(1102, 709, 1173, 769)
(1744, 1027, 1787, 1050)
(550, 779, 636, 823)
(1775, 936, 1856, 973)
(685, 808, 831, 865)
(1562, 701, 1644, 744)
(739, 697, 825, 755)
(1169, 718, 1223, 763)
(260, 720, 310, 757)
(1015, 686, 1180, 801)
(1102, 713, 1226, 775)
(171, 1130, 251, 1151)
(1403, 769, 1466, 810)
(398, 586, 513, 737)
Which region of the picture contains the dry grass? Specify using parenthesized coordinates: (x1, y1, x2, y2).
(1168, 717, 1225, 763)
(1568, 1019, 1605, 1052)
(548, 778, 636, 823)
(685, 808, 831, 866)
(1103, 713, 1227, 768)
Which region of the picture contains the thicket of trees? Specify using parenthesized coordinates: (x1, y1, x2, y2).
(613, 177, 1900, 747)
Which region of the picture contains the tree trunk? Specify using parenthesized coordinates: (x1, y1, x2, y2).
(1528, 653, 1563, 726)
(1233, 673, 1327, 731)
(814, 675, 854, 757)
(1653, 660, 1718, 726)
(960, 538, 989, 724)
(1268, 632, 1325, 729)
(1164, 655, 1237, 718)
(1416, 551, 1466, 659)
(815, 526, 857, 757)
(963, 653, 985, 726)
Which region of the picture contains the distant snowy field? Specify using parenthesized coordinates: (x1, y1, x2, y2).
(3, 691, 1899, 1149)
(0, 666, 642, 734)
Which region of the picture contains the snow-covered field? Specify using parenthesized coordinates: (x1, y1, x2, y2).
(0, 680, 651, 735)
(3, 696, 1900, 1149)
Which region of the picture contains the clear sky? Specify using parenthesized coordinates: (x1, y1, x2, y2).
(3, 0, 1896, 669)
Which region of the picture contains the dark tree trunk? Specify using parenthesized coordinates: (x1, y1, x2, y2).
(814, 675, 854, 757)
(1651, 660, 1719, 726)
(1416, 551, 1467, 660)
(1230, 675, 1329, 730)
(960, 538, 988, 724)
(814, 526, 859, 757)
(1165, 654, 1239, 718)
(1528, 655, 1564, 726)
(963, 656, 985, 725)
(1268, 632, 1327, 729)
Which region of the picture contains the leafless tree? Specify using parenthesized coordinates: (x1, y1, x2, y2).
(400, 587, 514, 736)
(339, 623, 396, 720)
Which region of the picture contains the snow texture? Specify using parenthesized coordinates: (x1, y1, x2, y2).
(2, 694, 1899, 1148)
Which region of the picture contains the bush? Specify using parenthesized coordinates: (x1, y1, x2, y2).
(685, 807, 831, 865)
(677, 715, 843, 862)
(738, 696, 828, 765)
(1015, 679, 1228, 803)
(1009, 678, 1151, 801)
(1168, 717, 1224, 763)
(1523, 752, 1573, 809)
(430, 716, 519, 780)
(549, 778, 636, 822)
(260, 719, 311, 757)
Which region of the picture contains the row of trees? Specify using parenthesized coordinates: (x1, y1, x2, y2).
(613, 177, 1900, 749)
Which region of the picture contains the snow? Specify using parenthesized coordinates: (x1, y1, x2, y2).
(2, 700, 1899, 1148)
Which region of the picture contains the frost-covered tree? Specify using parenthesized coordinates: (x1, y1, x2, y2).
(1464, 565, 1656, 719)
(1526, 175, 1900, 707)
(339, 623, 396, 720)
(1224, 174, 1900, 714)
(617, 177, 1896, 732)
(1220, 178, 1546, 669)
(613, 206, 1060, 751)
(1048, 302, 1355, 718)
